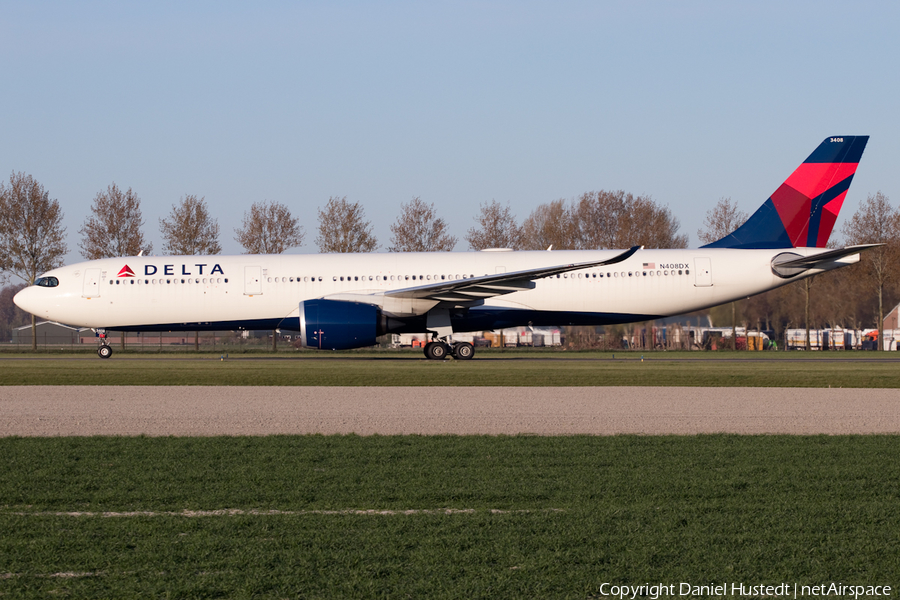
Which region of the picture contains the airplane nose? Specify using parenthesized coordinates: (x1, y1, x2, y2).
(13, 286, 39, 315)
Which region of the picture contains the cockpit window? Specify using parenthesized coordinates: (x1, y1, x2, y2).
(34, 276, 59, 288)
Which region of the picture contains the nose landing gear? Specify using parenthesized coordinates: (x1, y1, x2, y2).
(94, 329, 113, 359)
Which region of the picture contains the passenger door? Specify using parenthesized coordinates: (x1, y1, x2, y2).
(82, 268, 101, 298)
(693, 257, 712, 287)
(244, 266, 262, 295)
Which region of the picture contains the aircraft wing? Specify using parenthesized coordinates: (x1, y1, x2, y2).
(383, 246, 641, 303)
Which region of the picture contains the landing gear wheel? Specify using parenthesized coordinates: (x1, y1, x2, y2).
(424, 341, 450, 360)
(98, 344, 113, 359)
(452, 342, 474, 360)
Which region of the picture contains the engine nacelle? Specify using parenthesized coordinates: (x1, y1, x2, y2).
(298, 299, 381, 350)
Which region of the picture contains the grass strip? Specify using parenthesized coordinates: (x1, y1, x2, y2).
(1, 435, 899, 598)
(2, 353, 900, 386)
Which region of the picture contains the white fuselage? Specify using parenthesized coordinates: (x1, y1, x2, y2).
(14, 247, 852, 333)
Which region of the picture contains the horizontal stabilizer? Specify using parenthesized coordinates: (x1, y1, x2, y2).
(771, 244, 880, 278)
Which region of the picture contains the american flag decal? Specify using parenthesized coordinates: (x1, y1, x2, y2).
(642, 262, 655, 269)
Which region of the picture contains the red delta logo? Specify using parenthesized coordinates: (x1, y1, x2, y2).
(117, 265, 135, 278)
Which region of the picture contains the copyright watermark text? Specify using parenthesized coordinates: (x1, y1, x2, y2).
(598, 582, 893, 599)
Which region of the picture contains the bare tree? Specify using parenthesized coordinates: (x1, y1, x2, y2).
(160, 195, 222, 256)
(698, 197, 748, 349)
(0, 172, 68, 350)
(842, 192, 900, 350)
(235, 200, 304, 254)
(79, 183, 152, 259)
(522, 191, 688, 252)
(519, 199, 576, 250)
(465, 200, 521, 250)
(616, 194, 688, 249)
(388, 197, 457, 252)
(571, 191, 624, 249)
(315, 196, 378, 253)
(697, 197, 747, 245)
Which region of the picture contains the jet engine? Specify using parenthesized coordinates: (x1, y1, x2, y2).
(298, 299, 384, 350)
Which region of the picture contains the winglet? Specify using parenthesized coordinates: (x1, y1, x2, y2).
(704, 136, 869, 249)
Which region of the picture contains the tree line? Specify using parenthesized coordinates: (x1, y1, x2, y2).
(1, 171, 898, 349)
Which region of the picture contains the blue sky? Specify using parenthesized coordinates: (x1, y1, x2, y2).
(2, 0, 897, 264)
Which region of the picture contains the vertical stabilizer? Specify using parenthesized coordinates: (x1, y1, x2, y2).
(703, 136, 869, 249)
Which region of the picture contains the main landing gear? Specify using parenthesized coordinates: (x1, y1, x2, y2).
(423, 340, 475, 360)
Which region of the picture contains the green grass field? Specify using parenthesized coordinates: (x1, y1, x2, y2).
(2, 435, 899, 598)
(2, 350, 899, 386)
(3, 352, 898, 597)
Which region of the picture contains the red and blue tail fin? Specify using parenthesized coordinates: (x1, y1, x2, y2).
(703, 136, 869, 249)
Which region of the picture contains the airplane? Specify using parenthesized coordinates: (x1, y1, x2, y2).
(15, 135, 874, 360)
